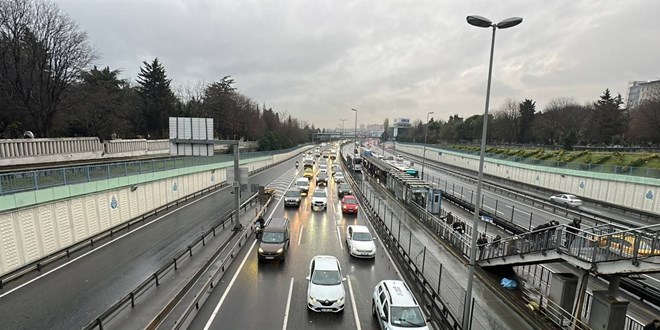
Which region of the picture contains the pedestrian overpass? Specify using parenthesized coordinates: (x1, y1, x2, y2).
(477, 223, 660, 330)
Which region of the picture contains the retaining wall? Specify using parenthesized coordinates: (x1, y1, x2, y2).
(0, 145, 308, 276)
(395, 143, 660, 215)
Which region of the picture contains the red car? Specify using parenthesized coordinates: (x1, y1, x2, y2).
(341, 195, 359, 214)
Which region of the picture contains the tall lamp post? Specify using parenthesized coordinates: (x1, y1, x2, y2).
(340, 119, 346, 141)
(421, 111, 434, 181)
(463, 15, 522, 330)
(351, 108, 358, 152)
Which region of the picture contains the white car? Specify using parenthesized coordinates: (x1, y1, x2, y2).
(318, 164, 328, 174)
(311, 188, 328, 210)
(372, 280, 429, 330)
(549, 194, 582, 208)
(346, 225, 376, 258)
(334, 172, 345, 183)
(307, 255, 346, 312)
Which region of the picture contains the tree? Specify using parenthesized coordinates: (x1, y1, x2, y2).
(135, 58, 177, 138)
(588, 89, 624, 144)
(63, 66, 126, 139)
(518, 99, 536, 143)
(491, 99, 520, 143)
(0, 0, 96, 137)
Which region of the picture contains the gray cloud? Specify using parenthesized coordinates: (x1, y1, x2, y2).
(56, 0, 660, 128)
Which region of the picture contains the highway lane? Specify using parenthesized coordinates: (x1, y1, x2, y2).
(189, 157, 403, 330)
(0, 157, 302, 330)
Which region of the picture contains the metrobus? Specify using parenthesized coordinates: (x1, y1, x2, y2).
(352, 156, 363, 172)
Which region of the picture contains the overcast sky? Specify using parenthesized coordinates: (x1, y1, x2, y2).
(56, 0, 660, 129)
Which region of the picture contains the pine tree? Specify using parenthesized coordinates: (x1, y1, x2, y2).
(592, 89, 624, 144)
(518, 99, 536, 143)
(135, 58, 177, 138)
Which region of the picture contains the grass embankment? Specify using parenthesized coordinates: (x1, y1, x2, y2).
(450, 146, 660, 170)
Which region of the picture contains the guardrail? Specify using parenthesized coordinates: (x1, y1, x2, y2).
(0, 146, 304, 195)
(168, 195, 273, 329)
(82, 193, 261, 330)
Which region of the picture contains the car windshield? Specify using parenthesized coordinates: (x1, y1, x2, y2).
(339, 184, 350, 191)
(297, 181, 307, 187)
(261, 232, 285, 243)
(285, 190, 299, 197)
(390, 306, 426, 327)
(313, 190, 326, 198)
(335, 173, 344, 177)
(352, 232, 372, 241)
(343, 198, 357, 205)
(311, 270, 341, 285)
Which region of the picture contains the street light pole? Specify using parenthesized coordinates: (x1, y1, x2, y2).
(463, 15, 522, 330)
(340, 119, 346, 141)
(421, 111, 434, 181)
(351, 109, 358, 152)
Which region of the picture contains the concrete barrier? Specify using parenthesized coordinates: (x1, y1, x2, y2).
(0, 138, 104, 167)
(394, 143, 660, 215)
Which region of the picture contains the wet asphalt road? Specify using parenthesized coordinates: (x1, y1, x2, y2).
(0, 158, 301, 330)
(188, 157, 401, 330)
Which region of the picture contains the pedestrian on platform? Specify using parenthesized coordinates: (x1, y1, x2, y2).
(643, 319, 660, 330)
(565, 218, 581, 249)
(477, 234, 488, 259)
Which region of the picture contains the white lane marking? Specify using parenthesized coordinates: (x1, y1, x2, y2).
(203, 165, 297, 329)
(203, 239, 257, 330)
(0, 184, 231, 299)
(347, 275, 361, 330)
(298, 225, 304, 246)
(282, 277, 294, 330)
(336, 226, 343, 250)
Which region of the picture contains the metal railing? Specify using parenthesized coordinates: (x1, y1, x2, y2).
(398, 142, 660, 178)
(478, 223, 660, 265)
(0, 146, 304, 195)
(82, 193, 262, 330)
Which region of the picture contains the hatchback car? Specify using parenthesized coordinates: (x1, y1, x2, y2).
(341, 195, 359, 214)
(303, 168, 314, 179)
(311, 188, 328, 210)
(307, 255, 346, 312)
(284, 189, 302, 207)
(296, 178, 310, 195)
(549, 194, 582, 208)
(334, 172, 345, 183)
(337, 183, 353, 198)
(346, 225, 376, 258)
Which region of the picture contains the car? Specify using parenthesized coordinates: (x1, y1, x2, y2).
(346, 225, 376, 258)
(372, 280, 429, 330)
(258, 217, 290, 261)
(303, 159, 314, 170)
(331, 164, 340, 173)
(307, 255, 346, 312)
(303, 168, 314, 179)
(311, 188, 328, 210)
(284, 189, 302, 207)
(316, 172, 329, 186)
(318, 164, 328, 174)
(334, 172, 345, 183)
(549, 194, 582, 208)
(296, 178, 310, 195)
(337, 183, 353, 198)
(341, 195, 359, 214)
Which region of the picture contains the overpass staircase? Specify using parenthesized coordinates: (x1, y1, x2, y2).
(478, 223, 660, 275)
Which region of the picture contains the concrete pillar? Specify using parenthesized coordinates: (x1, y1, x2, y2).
(571, 269, 590, 329)
(607, 275, 620, 297)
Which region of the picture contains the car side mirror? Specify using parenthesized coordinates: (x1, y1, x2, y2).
(380, 313, 387, 321)
(426, 317, 431, 322)
(342, 277, 347, 282)
(306, 276, 310, 281)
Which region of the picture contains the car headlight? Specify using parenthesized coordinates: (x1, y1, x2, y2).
(308, 296, 317, 304)
(354, 205, 358, 209)
(276, 248, 283, 254)
(342, 205, 347, 209)
(338, 297, 345, 304)
(258, 247, 264, 253)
